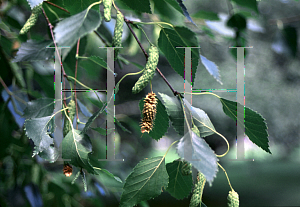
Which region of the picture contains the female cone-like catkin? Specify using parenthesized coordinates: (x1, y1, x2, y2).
(132, 45, 159, 94)
(63, 163, 73, 177)
(189, 172, 206, 207)
(141, 92, 157, 133)
(19, 4, 42, 35)
(227, 190, 239, 207)
(103, 0, 113, 22)
(112, 10, 124, 58)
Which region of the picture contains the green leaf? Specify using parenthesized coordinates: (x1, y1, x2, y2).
(120, 156, 169, 207)
(91, 127, 113, 135)
(174, 0, 196, 26)
(165, 160, 193, 200)
(54, 8, 101, 58)
(219, 98, 271, 154)
(177, 131, 218, 185)
(23, 98, 54, 118)
(62, 129, 95, 173)
(117, 0, 151, 14)
(192, 10, 220, 21)
(226, 13, 247, 31)
(158, 26, 199, 83)
(139, 97, 169, 141)
(94, 168, 123, 183)
(158, 93, 184, 136)
(200, 55, 223, 85)
(183, 99, 215, 138)
(50, 0, 97, 15)
(12, 40, 53, 62)
(164, 0, 184, 15)
(25, 116, 54, 156)
(230, 0, 259, 13)
(81, 106, 106, 134)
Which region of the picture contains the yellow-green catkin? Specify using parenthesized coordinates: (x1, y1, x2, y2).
(132, 45, 159, 94)
(19, 4, 42, 35)
(227, 190, 239, 207)
(103, 0, 113, 22)
(189, 172, 206, 207)
(63, 100, 76, 137)
(112, 10, 124, 58)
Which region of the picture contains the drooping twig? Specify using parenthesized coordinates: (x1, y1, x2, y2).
(42, 8, 68, 106)
(44, 1, 70, 14)
(74, 38, 80, 129)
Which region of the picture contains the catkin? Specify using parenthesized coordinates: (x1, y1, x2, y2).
(103, 0, 113, 22)
(112, 10, 124, 57)
(132, 45, 159, 94)
(19, 4, 42, 35)
(189, 172, 206, 207)
(181, 161, 192, 176)
(141, 92, 157, 133)
(227, 190, 239, 207)
(63, 100, 76, 137)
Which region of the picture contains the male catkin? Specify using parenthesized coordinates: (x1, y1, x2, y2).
(132, 45, 159, 94)
(112, 10, 124, 57)
(63, 100, 76, 137)
(141, 92, 157, 133)
(189, 172, 206, 207)
(227, 190, 239, 207)
(103, 0, 112, 22)
(19, 4, 42, 35)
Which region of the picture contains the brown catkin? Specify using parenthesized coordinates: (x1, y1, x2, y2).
(141, 92, 157, 133)
(63, 163, 73, 177)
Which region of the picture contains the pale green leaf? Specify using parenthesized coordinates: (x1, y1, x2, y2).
(23, 98, 54, 118)
(25, 116, 54, 156)
(177, 131, 218, 185)
(54, 8, 101, 58)
(183, 99, 215, 137)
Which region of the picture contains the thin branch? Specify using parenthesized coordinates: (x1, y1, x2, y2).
(42, 8, 68, 107)
(93, 30, 109, 47)
(44, 1, 70, 14)
(124, 17, 179, 96)
(74, 38, 80, 130)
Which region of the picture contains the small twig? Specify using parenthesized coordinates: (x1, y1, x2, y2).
(44, 1, 70, 14)
(93, 30, 109, 47)
(42, 7, 68, 107)
(74, 38, 80, 130)
(268, 15, 300, 25)
(226, 0, 234, 16)
(124, 17, 179, 96)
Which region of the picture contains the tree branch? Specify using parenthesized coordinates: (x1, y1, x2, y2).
(124, 17, 180, 96)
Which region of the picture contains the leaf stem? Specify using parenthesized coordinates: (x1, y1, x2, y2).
(218, 162, 233, 191)
(163, 140, 179, 160)
(74, 38, 80, 130)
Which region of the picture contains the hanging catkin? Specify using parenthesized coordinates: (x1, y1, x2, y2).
(112, 10, 124, 58)
(189, 171, 206, 207)
(132, 45, 159, 94)
(141, 92, 157, 133)
(103, 0, 113, 22)
(227, 190, 239, 207)
(19, 4, 42, 35)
